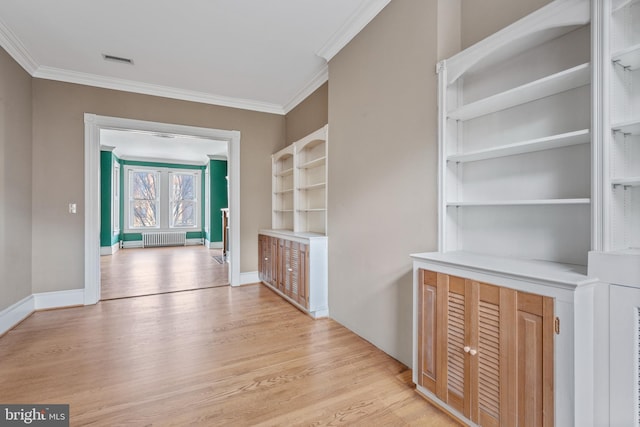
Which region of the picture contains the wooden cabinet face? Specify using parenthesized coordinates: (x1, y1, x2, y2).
(259, 235, 310, 310)
(417, 269, 554, 427)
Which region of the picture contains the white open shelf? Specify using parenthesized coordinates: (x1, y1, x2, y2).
(448, 63, 590, 121)
(298, 183, 326, 191)
(612, 43, 640, 70)
(274, 189, 294, 194)
(297, 208, 327, 212)
(274, 209, 294, 213)
(613, 0, 640, 12)
(611, 177, 640, 187)
(613, 119, 640, 135)
(447, 129, 590, 163)
(411, 251, 594, 288)
(447, 198, 590, 207)
(276, 168, 293, 177)
(299, 157, 326, 169)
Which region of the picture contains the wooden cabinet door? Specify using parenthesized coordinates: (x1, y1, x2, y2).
(418, 270, 554, 427)
(515, 291, 554, 427)
(442, 274, 472, 418)
(470, 282, 517, 427)
(276, 238, 286, 292)
(258, 235, 273, 283)
(417, 270, 442, 394)
(258, 234, 265, 281)
(269, 236, 278, 287)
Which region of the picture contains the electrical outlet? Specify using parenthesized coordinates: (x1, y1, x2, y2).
(69, 203, 77, 214)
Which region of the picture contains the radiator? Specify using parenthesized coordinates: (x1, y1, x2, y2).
(142, 232, 187, 248)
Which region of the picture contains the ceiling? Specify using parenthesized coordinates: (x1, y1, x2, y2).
(0, 0, 391, 115)
(100, 129, 228, 164)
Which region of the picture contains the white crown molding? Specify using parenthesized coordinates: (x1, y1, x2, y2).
(283, 65, 329, 114)
(316, 0, 392, 62)
(0, 17, 38, 74)
(33, 66, 287, 115)
(208, 154, 228, 161)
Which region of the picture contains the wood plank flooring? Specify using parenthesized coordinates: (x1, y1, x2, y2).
(0, 285, 459, 426)
(101, 246, 228, 300)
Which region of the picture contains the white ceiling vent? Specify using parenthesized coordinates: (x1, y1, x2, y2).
(102, 54, 134, 65)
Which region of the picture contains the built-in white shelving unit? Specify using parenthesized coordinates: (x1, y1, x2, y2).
(271, 126, 328, 235)
(263, 126, 329, 318)
(439, 1, 592, 268)
(271, 144, 295, 231)
(412, 2, 600, 425)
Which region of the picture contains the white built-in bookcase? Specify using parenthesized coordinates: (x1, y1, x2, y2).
(589, 0, 640, 286)
(438, 0, 592, 270)
(609, 0, 640, 251)
(272, 145, 295, 231)
(272, 125, 328, 235)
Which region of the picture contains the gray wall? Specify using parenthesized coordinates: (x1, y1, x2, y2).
(0, 48, 32, 311)
(326, 0, 550, 366)
(327, 0, 441, 365)
(31, 79, 284, 293)
(285, 82, 328, 145)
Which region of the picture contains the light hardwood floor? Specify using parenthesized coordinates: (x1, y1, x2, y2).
(0, 285, 458, 426)
(101, 246, 229, 300)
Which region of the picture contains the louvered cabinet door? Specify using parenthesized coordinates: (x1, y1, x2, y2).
(277, 238, 286, 292)
(470, 282, 518, 427)
(269, 237, 278, 287)
(443, 275, 473, 418)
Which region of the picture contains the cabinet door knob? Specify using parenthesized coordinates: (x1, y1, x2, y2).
(264, 257, 268, 260)
(469, 349, 477, 356)
(288, 268, 293, 272)
(463, 346, 471, 353)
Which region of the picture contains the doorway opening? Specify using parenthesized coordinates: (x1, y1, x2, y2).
(84, 114, 241, 305)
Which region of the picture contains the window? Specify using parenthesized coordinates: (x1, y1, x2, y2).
(129, 170, 160, 228)
(170, 172, 197, 227)
(124, 166, 201, 231)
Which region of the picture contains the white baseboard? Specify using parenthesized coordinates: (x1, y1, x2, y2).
(186, 238, 204, 246)
(0, 295, 35, 336)
(34, 289, 85, 310)
(209, 241, 223, 249)
(240, 271, 260, 285)
(100, 242, 121, 256)
(0, 289, 86, 336)
(122, 240, 144, 249)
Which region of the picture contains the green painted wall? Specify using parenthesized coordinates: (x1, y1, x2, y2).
(100, 152, 122, 247)
(100, 151, 113, 247)
(209, 160, 228, 242)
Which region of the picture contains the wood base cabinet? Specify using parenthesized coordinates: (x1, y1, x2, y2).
(417, 269, 554, 427)
(258, 230, 327, 318)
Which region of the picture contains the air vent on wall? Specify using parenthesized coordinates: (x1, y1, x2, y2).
(102, 54, 134, 65)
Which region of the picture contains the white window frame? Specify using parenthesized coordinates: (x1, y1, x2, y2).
(168, 170, 199, 229)
(123, 165, 201, 232)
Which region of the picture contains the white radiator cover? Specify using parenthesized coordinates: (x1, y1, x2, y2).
(142, 231, 187, 248)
